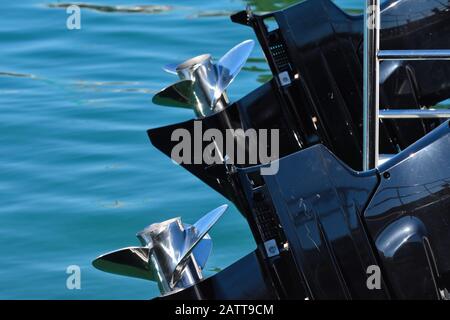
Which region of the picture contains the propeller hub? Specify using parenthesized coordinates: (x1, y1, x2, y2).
(137, 218, 203, 294)
(92, 205, 228, 296)
(176, 54, 211, 80)
(153, 40, 254, 118)
(176, 54, 228, 117)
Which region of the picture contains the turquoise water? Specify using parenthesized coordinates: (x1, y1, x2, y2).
(0, 0, 364, 299)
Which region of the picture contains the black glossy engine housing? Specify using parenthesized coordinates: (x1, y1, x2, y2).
(148, 0, 450, 300)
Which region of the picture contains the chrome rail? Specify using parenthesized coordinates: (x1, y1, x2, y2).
(380, 109, 450, 119)
(363, 0, 380, 170)
(378, 50, 450, 61)
(362, 1, 450, 170)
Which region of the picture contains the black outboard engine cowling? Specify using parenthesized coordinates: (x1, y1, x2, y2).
(94, 0, 450, 300)
(149, 0, 450, 300)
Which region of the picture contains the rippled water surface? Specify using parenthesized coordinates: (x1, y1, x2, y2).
(0, 0, 369, 299)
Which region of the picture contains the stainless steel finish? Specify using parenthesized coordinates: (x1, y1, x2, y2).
(215, 39, 255, 104)
(176, 54, 229, 117)
(171, 204, 228, 285)
(153, 40, 255, 118)
(363, 0, 380, 170)
(156, 55, 229, 117)
(362, 2, 447, 171)
(152, 80, 196, 109)
(379, 109, 450, 119)
(378, 50, 450, 61)
(137, 217, 203, 294)
(92, 246, 153, 281)
(176, 54, 212, 80)
(190, 233, 212, 270)
(92, 205, 228, 295)
(91, 235, 212, 283)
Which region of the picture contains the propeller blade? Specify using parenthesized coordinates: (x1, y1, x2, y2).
(152, 80, 196, 109)
(92, 246, 155, 281)
(214, 40, 255, 102)
(92, 205, 226, 292)
(171, 204, 228, 285)
(182, 223, 213, 270)
(92, 236, 212, 283)
(163, 63, 179, 75)
(192, 234, 212, 269)
(192, 204, 228, 240)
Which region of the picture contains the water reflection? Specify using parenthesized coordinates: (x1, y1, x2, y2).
(48, 3, 172, 14)
(245, 0, 301, 12)
(188, 10, 236, 19)
(246, 0, 363, 14)
(0, 71, 36, 79)
(243, 58, 272, 84)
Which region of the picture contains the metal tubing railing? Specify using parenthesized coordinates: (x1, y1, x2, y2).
(363, 0, 380, 170)
(378, 50, 450, 61)
(380, 109, 450, 119)
(362, 2, 450, 171)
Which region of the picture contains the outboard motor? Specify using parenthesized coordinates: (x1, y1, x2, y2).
(93, 0, 450, 300)
(153, 40, 254, 118)
(93, 205, 227, 295)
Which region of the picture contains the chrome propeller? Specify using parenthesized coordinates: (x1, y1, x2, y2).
(153, 40, 255, 118)
(214, 40, 254, 102)
(171, 205, 226, 286)
(92, 246, 153, 281)
(151, 80, 196, 109)
(92, 205, 227, 295)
